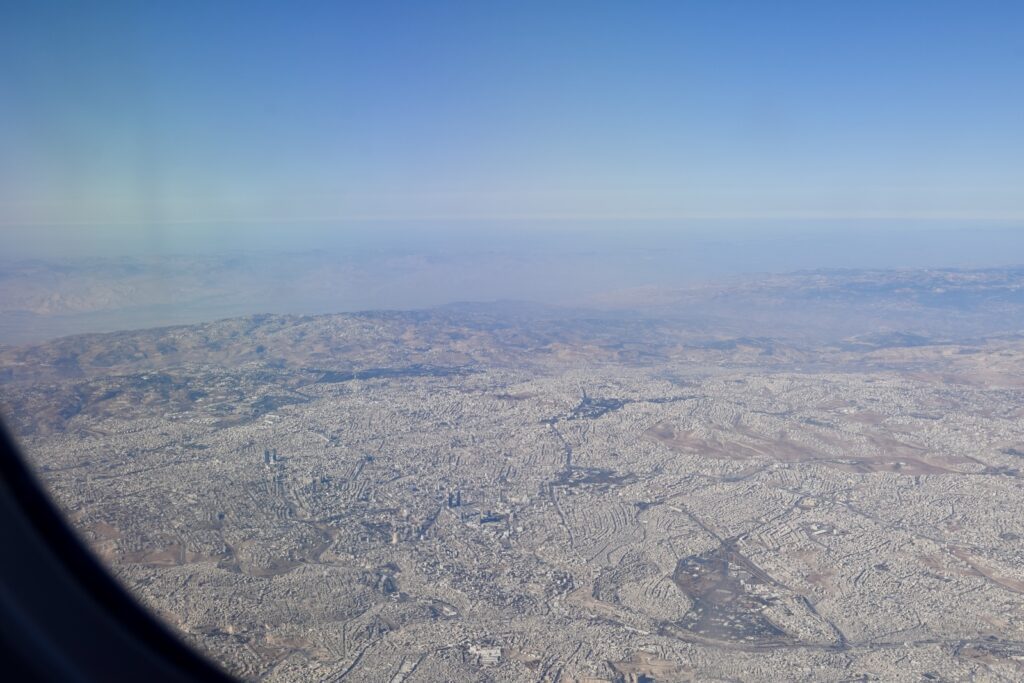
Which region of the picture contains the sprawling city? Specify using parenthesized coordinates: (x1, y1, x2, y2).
(4, 267, 1024, 681)
(4, 2, 1024, 681)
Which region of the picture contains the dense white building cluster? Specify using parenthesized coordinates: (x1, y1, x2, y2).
(4, 301, 1024, 681)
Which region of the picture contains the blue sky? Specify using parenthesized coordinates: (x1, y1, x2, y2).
(2, 1, 1023, 229)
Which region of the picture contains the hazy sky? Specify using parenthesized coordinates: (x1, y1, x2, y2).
(2, 1, 1023, 230)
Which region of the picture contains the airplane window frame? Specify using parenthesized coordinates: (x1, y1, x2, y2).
(0, 419, 235, 683)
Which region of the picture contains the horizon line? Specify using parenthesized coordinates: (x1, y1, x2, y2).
(3, 212, 1024, 228)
